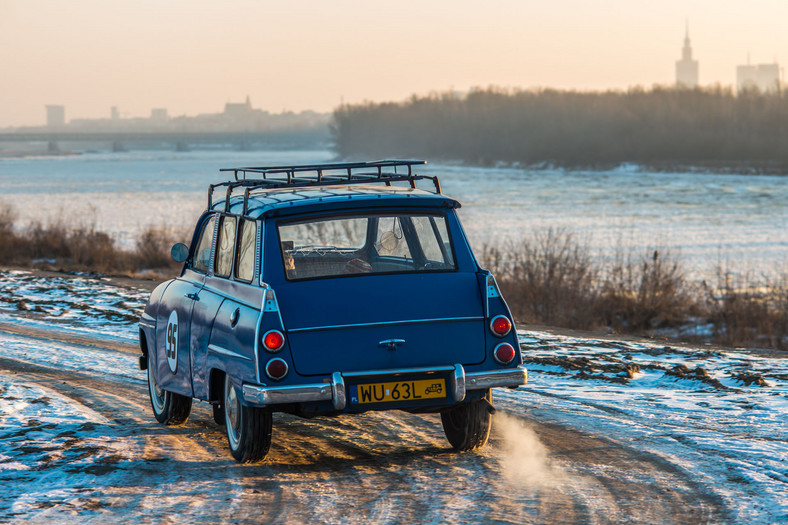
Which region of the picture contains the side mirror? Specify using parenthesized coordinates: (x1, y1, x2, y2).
(171, 243, 189, 263)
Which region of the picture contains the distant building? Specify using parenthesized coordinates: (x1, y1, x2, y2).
(150, 108, 168, 121)
(675, 24, 699, 88)
(224, 96, 253, 118)
(45, 105, 65, 127)
(111, 106, 120, 120)
(737, 60, 782, 94)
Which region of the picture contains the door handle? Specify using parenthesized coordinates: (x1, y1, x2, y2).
(230, 308, 240, 327)
(185, 292, 200, 301)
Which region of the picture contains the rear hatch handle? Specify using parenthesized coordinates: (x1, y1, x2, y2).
(378, 339, 406, 351)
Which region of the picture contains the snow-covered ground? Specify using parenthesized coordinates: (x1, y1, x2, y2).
(0, 270, 148, 341)
(0, 270, 786, 523)
(503, 332, 788, 521)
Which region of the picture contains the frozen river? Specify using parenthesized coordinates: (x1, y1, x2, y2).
(1, 149, 786, 280)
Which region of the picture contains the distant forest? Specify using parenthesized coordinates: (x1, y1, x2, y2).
(331, 86, 788, 171)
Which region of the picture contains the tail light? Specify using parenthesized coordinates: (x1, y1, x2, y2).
(265, 358, 288, 381)
(262, 330, 285, 352)
(490, 315, 512, 337)
(493, 343, 516, 365)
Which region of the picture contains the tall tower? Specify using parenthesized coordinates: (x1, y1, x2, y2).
(676, 22, 699, 88)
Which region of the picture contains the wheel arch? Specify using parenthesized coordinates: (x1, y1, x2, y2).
(138, 326, 151, 370)
(139, 327, 149, 356)
(209, 368, 226, 403)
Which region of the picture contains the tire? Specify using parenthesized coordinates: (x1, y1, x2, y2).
(147, 353, 192, 425)
(224, 374, 273, 463)
(440, 389, 493, 451)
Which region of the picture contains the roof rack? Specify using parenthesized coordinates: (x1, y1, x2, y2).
(208, 159, 440, 213)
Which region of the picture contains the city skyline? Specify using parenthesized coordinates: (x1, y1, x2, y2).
(2, 0, 787, 128)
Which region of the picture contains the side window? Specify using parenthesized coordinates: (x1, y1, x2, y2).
(215, 215, 237, 278)
(235, 219, 257, 282)
(412, 216, 454, 265)
(192, 215, 216, 273)
(433, 217, 454, 266)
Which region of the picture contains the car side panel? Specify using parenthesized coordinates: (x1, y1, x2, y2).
(155, 271, 204, 397)
(200, 278, 264, 399)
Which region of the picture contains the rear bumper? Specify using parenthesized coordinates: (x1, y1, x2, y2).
(241, 364, 527, 409)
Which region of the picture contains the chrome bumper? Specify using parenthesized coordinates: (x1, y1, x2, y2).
(241, 365, 527, 410)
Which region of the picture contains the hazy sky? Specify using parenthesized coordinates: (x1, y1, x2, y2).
(1, 0, 786, 127)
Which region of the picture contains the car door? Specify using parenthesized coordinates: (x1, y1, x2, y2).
(155, 214, 216, 396)
(190, 214, 249, 399)
(198, 218, 263, 395)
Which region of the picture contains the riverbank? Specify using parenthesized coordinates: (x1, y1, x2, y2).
(0, 202, 784, 351)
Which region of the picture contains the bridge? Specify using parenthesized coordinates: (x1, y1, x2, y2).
(0, 130, 329, 151)
(0, 131, 286, 142)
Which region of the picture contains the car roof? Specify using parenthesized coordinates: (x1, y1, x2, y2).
(210, 184, 461, 219)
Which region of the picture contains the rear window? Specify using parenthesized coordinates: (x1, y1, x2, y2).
(278, 213, 456, 280)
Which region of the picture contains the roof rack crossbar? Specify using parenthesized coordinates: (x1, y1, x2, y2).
(219, 160, 426, 179)
(210, 160, 441, 213)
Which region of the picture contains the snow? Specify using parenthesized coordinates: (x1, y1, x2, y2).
(0, 270, 147, 342)
(501, 330, 788, 522)
(0, 372, 144, 519)
(0, 270, 786, 522)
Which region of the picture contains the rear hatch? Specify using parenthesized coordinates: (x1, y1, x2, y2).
(278, 272, 485, 376)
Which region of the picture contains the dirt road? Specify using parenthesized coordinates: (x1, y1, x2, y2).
(0, 324, 728, 524)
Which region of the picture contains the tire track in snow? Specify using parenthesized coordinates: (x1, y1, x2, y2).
(0, 328, 730, 523)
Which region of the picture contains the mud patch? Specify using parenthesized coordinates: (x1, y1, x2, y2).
(665, 364, 726, 389)
(732, 371, 770, 387)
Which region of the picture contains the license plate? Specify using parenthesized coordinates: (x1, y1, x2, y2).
(349, 378, 446, 405)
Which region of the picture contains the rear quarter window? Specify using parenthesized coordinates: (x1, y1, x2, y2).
(235, 219, 257, 282)
(215, 215, 237, 277)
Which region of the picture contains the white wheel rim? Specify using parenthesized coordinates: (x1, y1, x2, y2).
(148, 358, 166, 414)
(224, 376, 242, 449)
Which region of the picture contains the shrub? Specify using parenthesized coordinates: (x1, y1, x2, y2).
(482, 229, 600, 329)
(599, 249, 699, 332)
(133, 227, 181, 270)
(705, 271, 788, 350)
(0, 204, 182, 278)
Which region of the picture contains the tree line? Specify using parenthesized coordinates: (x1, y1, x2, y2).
(331, 86, 788, 170)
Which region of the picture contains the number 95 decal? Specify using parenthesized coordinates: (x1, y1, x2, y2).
(165, 310, 179, 374)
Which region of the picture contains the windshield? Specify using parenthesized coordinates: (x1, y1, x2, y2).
(278, 213, 456, 280)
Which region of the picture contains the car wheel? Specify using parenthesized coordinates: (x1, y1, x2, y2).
(440, 389, 493, 451)
(224, 374, 272, 463)
(147, 353, 192, 425)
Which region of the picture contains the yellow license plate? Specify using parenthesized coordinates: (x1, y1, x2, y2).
(351, 378, 446, 405)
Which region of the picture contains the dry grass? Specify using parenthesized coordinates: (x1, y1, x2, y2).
(482, 229, 788, 350)
(0, 205, 182, 278)
(703, 271, 788, 350)
(481, 229, 599, 329)
(598, 249, 700, 333)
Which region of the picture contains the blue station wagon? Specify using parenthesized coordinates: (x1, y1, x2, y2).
(138, 160, 527, 462)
